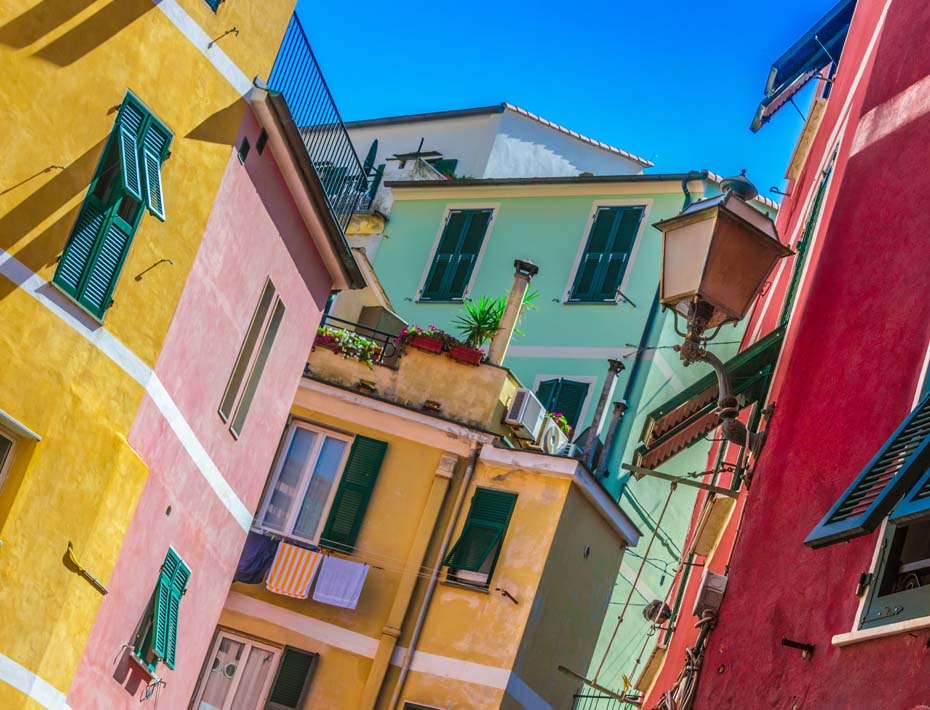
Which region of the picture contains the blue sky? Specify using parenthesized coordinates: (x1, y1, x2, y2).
(296, 0, 837, 198)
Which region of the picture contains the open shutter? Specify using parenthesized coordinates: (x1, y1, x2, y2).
(141, 123, 171, 221)
(321, 436, 387, 552)
(152, 548, 190, 670)
(118, 126, 143, 202)
(443, 488, 517, 572)
(55, 202, 106, 297)
(805, 394, 930, 548)
(267, 647, 316, 710)
(78, 218, 134, 318)
(535, 379, 559, 410)
(554, 380, 589, 432)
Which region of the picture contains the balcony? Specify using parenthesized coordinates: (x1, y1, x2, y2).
(268, 15, 381, 232)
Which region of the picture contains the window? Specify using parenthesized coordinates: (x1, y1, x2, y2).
(204, 0, 223, 11)
(237, 136, 250, 164)
(219, 279, 286, 438)
(443, 488, 517, 587)
(267, 647, 316, 710)
(132, 548, 191, 672)
(568, 205, 644, 303)
(54, 91, 172, 320)
(420, 209, 492, 301)
(256, 423, 388, 551)
(535, 378, 590, 434)
(0, 427, 15, 492)
(192, 632, 280, 710)
(806, 391, 930, 629)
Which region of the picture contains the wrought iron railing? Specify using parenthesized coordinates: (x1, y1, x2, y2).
(268, 14, 379, 231)
(319, 315, 399, 366)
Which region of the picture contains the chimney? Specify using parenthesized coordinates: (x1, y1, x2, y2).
(585, 359, 626, 467)
(596, 400, 629, 474)
(487, 259, 538, 366)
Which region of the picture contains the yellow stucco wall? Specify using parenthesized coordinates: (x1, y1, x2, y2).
(0, 0, 294, 701)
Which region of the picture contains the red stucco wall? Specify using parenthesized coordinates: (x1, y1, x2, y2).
(67, 110, 332, 709)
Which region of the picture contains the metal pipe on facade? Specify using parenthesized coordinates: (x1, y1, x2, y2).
(585, 359, 625, 468)
(596, 400, 629, 474)
(486, 259, 538, 366)
(387, 445, 481, 709)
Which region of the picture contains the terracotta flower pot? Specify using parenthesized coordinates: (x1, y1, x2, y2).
(448, 344, 484, 366)
(408, 334, 444, 354)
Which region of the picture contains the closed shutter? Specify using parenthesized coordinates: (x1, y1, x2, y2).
(267, 647, 316, 710)
(443, 488, 517, 572)
(555, 380, 589, 433)
(570, 207, 643, 302)
(535, 379, 559, 410)
(421, 210, 491, 300)
(152, 548, 190, 670)
(79, 218, 134, 318)
(141, 122, 171, 221)
(321, 436, 388, 552)
(805, 394, 930, 548)
(597, 207, 643, 299)
(55, 202, 107, 297)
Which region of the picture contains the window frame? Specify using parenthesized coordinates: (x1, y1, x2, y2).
(563, 199, 651, 305)
(190, 629, 282, 710)
(444, 487, 518, 589)
(415, 203, 499, 303)
(0, 425, 17, 493)
(531, 373, 596, 435)
(254, 421, 354, 546)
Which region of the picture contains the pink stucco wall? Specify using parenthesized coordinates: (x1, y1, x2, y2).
(67, 110, 333, 709)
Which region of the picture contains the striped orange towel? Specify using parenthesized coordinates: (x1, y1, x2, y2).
(265, 542, 323, 599)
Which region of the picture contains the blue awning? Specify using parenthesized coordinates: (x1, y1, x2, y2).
(750, 0, 857, 132)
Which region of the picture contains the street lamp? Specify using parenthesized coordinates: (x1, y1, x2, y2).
(652, 172, 792, 451)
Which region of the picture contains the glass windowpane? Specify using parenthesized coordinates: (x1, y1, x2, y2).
(229, 646, 275, 710)
(293, 437, 347, 540)
(197, 638, 244, 710)
(261, 428, 319, 532)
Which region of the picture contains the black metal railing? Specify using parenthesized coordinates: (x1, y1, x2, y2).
(268, 14, 379, 231)
(318, 315, 399, 366)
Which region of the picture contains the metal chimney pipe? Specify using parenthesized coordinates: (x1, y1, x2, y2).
(596, 400, 629, 474)
(585, 359, 625, 468)
(487, 259, 538, 366)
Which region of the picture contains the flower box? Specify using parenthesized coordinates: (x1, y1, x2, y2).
(448, 344, 484, 366)
(408, 334, 444, 354)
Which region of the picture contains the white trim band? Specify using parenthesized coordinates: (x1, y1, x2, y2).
(0, 651, 71, 710)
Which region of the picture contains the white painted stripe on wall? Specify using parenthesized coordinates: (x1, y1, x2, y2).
(620, 561, 660, 602)
(0, 249, 252, 531)
(851, 72, 930, 157)
(152, 0, 252, 96)
(507, 345, 637, 360)
(649, 351, 685, 392)
(0, 652, 71, 710)
(226, 592, 551, 707)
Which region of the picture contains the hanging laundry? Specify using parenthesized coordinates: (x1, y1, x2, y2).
(312, 555, 369, 610)
(265, 542, 323, 599)
(233, 531, 280, 584)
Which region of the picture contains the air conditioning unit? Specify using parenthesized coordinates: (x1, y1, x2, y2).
(693, 569, 728, 617)
(558, 442, 584, 459)
(536, 417, 568, 454)
(504, 388, 546, 441)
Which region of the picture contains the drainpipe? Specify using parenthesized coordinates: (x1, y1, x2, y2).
(486, 260, 538, 366)
(387, 445, 481, 709)
(680, 169, 709, 211)
(595, 400, 628, 474)
(585, 359, 625, 468)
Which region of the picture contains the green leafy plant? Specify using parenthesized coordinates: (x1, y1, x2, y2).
(398, 324, 452, 345)
(453, 296, 505, 348)
(314, 326, 383, 367)
(547, 411, 572, 438)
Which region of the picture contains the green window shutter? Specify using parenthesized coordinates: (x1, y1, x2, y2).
(443, 488, 517, 572)
(141, 122, 171, 221)
(421, 210, 491, 300)
(267, 647, 316, 710)
(117, 126, 143, 202)
(79, 218, 134, 318)
(321, 436, 388, 552)
(570, 207, 644, 302)
(152, 548, 190, 670)
(426, 157, 459, 177)
(54, 202, 107, 297)
(535, 379, 559, 410)
(554, 379, 589, 433)
(805, 394, 930, 548)
(889, 458, 930, 526)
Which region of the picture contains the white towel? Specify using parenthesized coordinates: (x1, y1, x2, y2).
(312, 555, 369, 609)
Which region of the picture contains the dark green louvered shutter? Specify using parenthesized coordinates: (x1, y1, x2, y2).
(554, 380, 589, 432)
(267, 647, 316, 710)
(321, 436, 387, 552)
(805, 394, 930, 548)
(443, 488, 517, 573)
(141, 121, 171, 221)
(535, 379, 558, 410)
(55, 203, 107, 298)
(79, 218, 134, 317)
(570, 206, 644, 302)
(116, 100, 145, 202)
(152, 548, 190, 670)
(597, 207, 642, 299)
(421, 210, 491, 300)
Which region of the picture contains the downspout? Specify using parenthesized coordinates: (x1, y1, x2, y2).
(387, 445, 481, 709)
(680, 170, 709, 211)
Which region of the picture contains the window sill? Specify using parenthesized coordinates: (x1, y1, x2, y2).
(440, 577, 490, 594)
(127, 652, 159, 681)
(562, 299, 618, 306)
(832, 615, 930, 647)
(415, 298, 464, 304)
(48, 280, 106, 326)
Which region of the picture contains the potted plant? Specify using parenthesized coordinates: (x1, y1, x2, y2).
(547, 411, 573, 438)
(314, 326, 384, 367)
(449, 296, 504, 365)
(399, 324, 448, 354)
